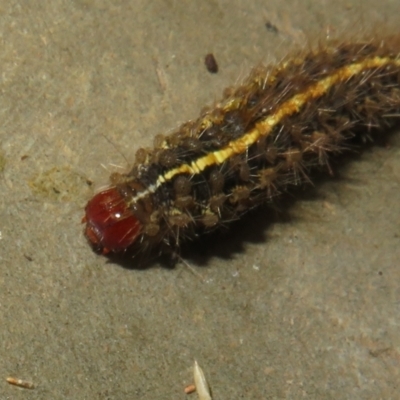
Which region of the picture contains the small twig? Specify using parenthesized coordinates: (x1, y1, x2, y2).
(6, 377, 35, 389)
(184, 383, 196, 394)
(193, 360, 212, 400)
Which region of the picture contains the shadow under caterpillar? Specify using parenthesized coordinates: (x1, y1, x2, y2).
(83, 35, 400, 263)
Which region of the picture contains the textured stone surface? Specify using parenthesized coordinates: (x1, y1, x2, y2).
(1, 1, 399, 398)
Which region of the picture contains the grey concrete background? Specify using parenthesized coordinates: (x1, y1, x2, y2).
(1, 1, 399, 399)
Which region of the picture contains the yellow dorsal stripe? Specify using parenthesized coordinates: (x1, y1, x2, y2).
(159, 56, 398, 186)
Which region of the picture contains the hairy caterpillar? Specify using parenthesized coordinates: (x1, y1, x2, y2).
(83, 35, 400, 260)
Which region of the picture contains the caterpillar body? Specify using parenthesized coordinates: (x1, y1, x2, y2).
(83, 36, 400, 260)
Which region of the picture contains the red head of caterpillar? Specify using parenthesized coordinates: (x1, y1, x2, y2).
(83, 188, 142, 254)
(83, 35, 400, 257)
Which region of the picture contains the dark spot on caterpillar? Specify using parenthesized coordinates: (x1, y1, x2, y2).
(200, 124, 229, 149)
(205, 53, 218, 73)
(181, 137, 203, 152)
(208, 169, 225, 194)
(173, 175, 192, 197)
(157, 149, 179, 168)
(222, 109, 247, 138)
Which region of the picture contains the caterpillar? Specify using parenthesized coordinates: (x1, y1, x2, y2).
(83, 35, 400, 261)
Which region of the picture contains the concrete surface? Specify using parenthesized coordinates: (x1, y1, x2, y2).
(1, 1, 399, 399)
